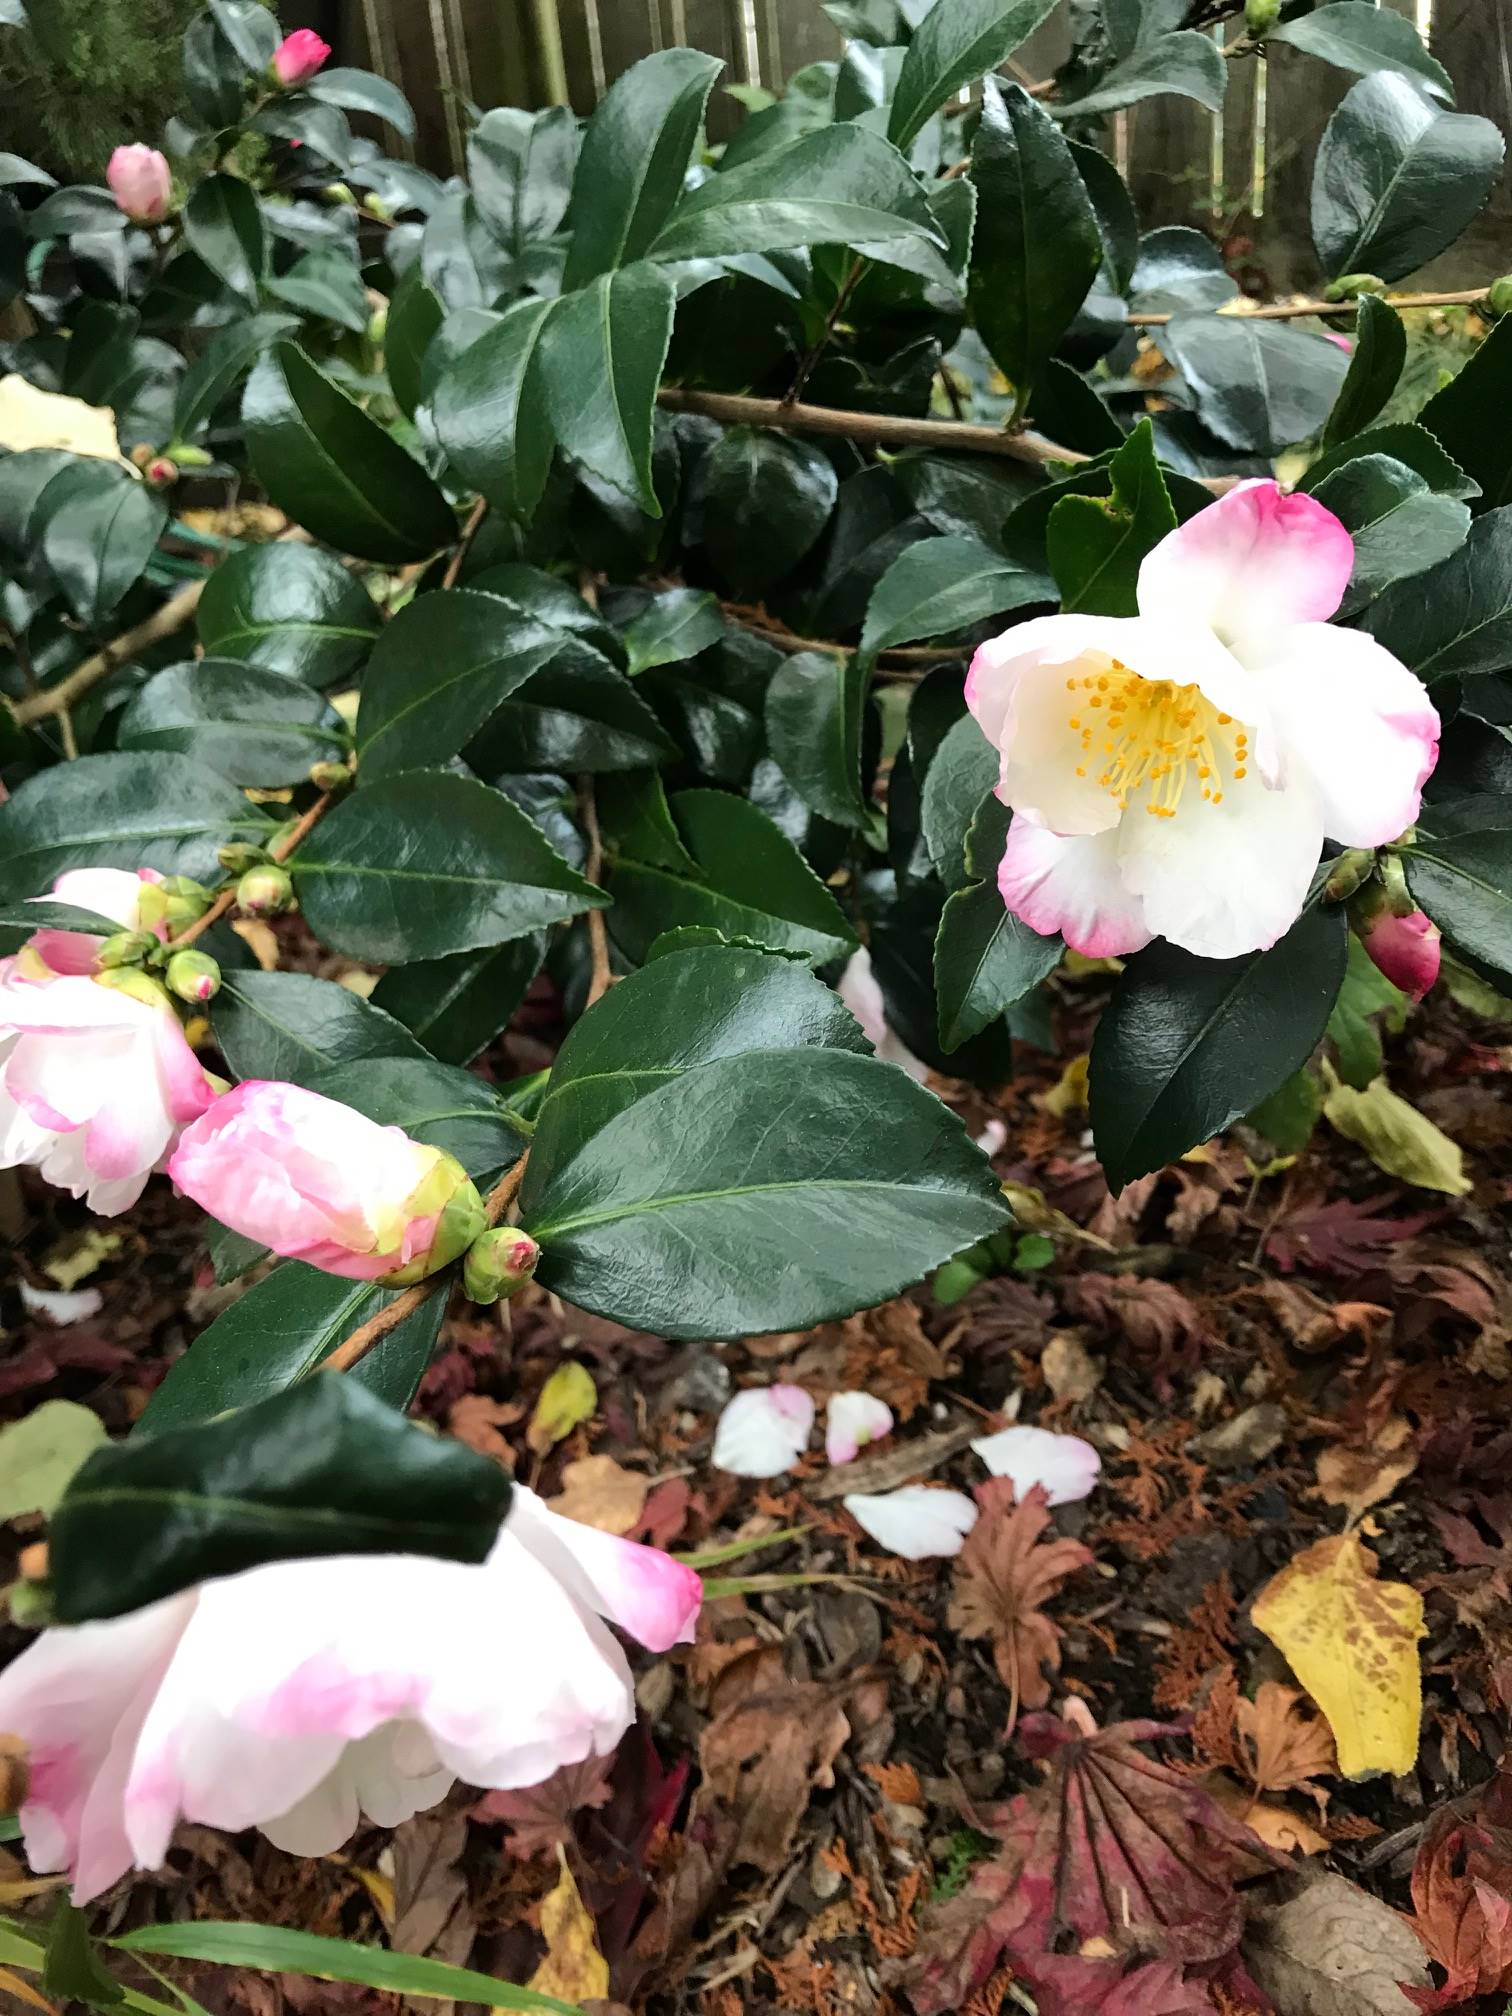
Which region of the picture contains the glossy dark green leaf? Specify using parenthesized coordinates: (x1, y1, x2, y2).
(243, 343, 456, 562)
(1129, 224, 1238, 313)
(648, 125, 947, 264)
(173, 311, 300, 440)
(291, 769, 607, 963)
(1301, 420, 1478, 501)
(1068, 139, 1139, 292)
(466, 639, 676, 775)
(34, 462, 167, 628)
(0, 754, 271, 903)
(564, 48, 722, 287)
(307, 67, 415, 137)
(968, 80, 1101, 409)
(524, 940, 868, 1179)
(935, 869, 1058, 1048)
(891, 453, 1038, 547)
(0, 448, 75, 562)
(51, 1378, 509, 1622)
(113, 1924, 573, 2015)
(1089, 900, 1349, 1193)
(138, 1263, 446, 1432)
(1322, 293, 1407, 446)
(765, 649, 869, 827)
(1419, 314, 1512, 514)
(356, 589, 561, 781)
(1406, 827, 1512, 977)
(524, 1045, 1006, 1337)
(184, 175, 265, 303)
(211, 969, 428, 1086)
(207, 0, 280, 69)
(41, 1902, 121, 2009)
(253, 97, 353, 170)
(371, 936, 545, 1067)
(0, 899, 119, 958)
(888, 0, 1059, 151)
(1053, 25, 1224, 116)
(1047, 418, 1177, 617)
(1311, 73, 1503, 283)
(118, 659, 346, 785)
(599, 768, 698, 873)
(432, 297, 556, 523)
(385, 271, 443, 420)
(467, 564, 623, 661)
(265, 248, 371, 334)
(1160, 313, 1349, 455)
(1272, 5, 1451, 102)
(197, 540, 380, 685)
(1358, 504, 1512, 682)
(921, 713, 999, 892)
(0, 152, 56, 191)
(183, 11, 247, 128)
(607, 788, 857, 965)
(1309, 454, 1470, 616)
(860, 535, 1052, 658)
(539, 264, 676, 514)
(622, 587, 725, 675)
(468, 105, 576, 254)
(27, 186, 124, 238)
(699, 428, 838, 593)
(1031, 358, 1124, 457)
(310, 1056, 520, 1178)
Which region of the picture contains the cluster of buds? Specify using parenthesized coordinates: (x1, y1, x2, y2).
(216, 842, 297, 919)
(1345, 850, 1442, 1003)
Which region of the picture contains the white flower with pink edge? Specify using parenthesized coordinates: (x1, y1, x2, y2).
(966, 480, 1439, 961)
(0, 870, 217, 1214)
(0, 1486, 702, 1903)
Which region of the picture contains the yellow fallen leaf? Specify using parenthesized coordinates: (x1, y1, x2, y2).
(1321, 1071, 1470, 1196)
(1037, 1052, 1089, 1117)
(1252, 1533, 1424, 1779)
(527, 1362, 596, 1456)
(42, 1229, 123, 1291)
(528, 1847, 609, 2004)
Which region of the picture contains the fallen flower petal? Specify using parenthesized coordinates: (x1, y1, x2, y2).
(844, 1486, 978, 1559)
(971, 1423, 1101, 1505)
(825, 1389, 894, 1465)
(711, 1384, 814, 1477)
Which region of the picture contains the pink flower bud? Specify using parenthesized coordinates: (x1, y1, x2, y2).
(106, 146, 171, 224)
(1360, 906, 1441, 1003)
(168, 1081, 486, 1282)
(272, 28, 331, 85)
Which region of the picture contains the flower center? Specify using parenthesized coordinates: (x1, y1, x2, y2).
(1065, 664, 1250, 820)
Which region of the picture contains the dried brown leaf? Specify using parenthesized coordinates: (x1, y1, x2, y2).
(1243, 1870, 1430, 2016)
(548, 1455, 648, 1535)
(947, 1482, 1092, 1729)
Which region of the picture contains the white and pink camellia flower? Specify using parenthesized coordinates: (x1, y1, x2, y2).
(0, 870, 217, 1215)
(168, 1080, 485, 1283)
(1359, 905, 1441, 1003)
(0, 1486, 701, 1904)
(966, 480, 1440, 961)
(272, 28, 332, 85)
(105, 145, 172, 223)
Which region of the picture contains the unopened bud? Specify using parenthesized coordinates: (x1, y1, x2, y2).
(236, 864, 295, 918)
(381, 1156, 488, 1286)
(1325, 273, 1385, 302)
(1487, 274, 1512, 319)
(166, 948, 221, 1004)
(463, 1227, 540, 1304)
(138, 874, 214, 933)
(366, 304, 388, 347)
(218, 842, 269, 875)
(95, 928, 158, 970)
(1244, 0, 1280, 34)
(308, 759, 354, 792)
(322, 181, 357, 207)
(1323, 848, 1374, 905)
(165, 441, 214, 469)
(363, 193, 393, 224)
(144, 457, 177, 487)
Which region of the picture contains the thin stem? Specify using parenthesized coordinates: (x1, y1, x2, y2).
(170, 791, 334, 951)
(322, 1156, 529, 1376)
(1127, 285, 1489, 327)
(577, 775, 614, 1008)
(787, 254, 868, 406)
(441, 496, 489, 591)
(658, 386, 1091, 470)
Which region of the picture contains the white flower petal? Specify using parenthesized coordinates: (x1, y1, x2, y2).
(712, 1385, 814, 1478)
(970, 1425, 1101, 1506)
(837, 951, 929, 1084)
(19, 1283, 103, 1324)
(997, 820, 1153, 960)
(825, 1391, 895, 1466)
(844, 1486, 978, 1560)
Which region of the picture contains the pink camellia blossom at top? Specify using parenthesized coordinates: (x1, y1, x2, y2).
(105, 145, 171, 222)
(1360, 905, 1442, 1003)
(168, 1080, 484, 1283)
(0, 1485, 702, 1904)
(965, 480, 1440, 962)
(0, 870, 216, 1215)
(272, 28, 332, 85)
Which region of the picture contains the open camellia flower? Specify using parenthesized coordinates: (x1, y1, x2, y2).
(0, 870, 217, 1214)
(0, 1486, 701, 1904)
(168, 1080, 486, 1283)
(966, 481, 1440, 960)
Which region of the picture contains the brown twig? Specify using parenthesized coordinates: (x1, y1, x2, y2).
(322, 1156, 529, 1377)
(577, 775, 614, 1008)
(441, 496, 489, 591)
(1127, 285, 1489, 327)
(170, 790, 334, 951)
(723, 605, 963, 673)
(657, 386, 1090, 469)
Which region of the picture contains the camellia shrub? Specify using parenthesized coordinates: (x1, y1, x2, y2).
(0, 0, 1510, 1997)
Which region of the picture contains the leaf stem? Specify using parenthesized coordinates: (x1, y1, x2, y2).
(169, 790, 335, 951)
(440, 496, 489, 591)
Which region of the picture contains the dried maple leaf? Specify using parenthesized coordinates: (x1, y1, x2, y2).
(474, 1751, 616, 1858)
(1067, 1274, 1211, 1381)
(1429, 1494, 1512, 1598)
(548, 1454, 648, 1535)
(947, 1481, 1092, 1730)
(905, 1711, 1282, 2016)
(1264, 1194, 1437, 1278)
(1315, 1416, 1418, 1521)
(1235, 1682, 1336, 1806)
(1408, 1786, 1512, 2008)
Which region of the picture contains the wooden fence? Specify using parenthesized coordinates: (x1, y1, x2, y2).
(289, 0, 1512, 291)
